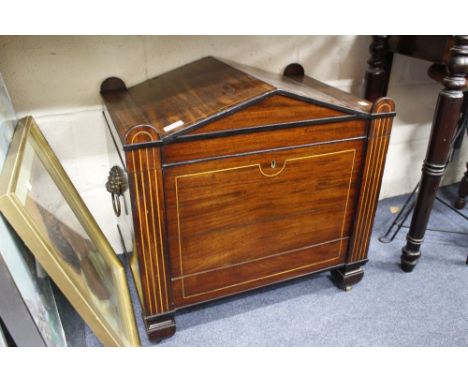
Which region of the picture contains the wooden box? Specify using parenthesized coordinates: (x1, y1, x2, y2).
(100, 57, 395, 341)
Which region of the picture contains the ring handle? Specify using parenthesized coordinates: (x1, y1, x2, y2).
(105, 166, 128, 217)
(111, 192, 122, 217)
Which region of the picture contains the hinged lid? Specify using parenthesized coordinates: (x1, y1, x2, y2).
(101, 57, 388, 149)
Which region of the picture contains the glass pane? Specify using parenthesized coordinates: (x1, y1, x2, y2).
(0, 73, 17, 165)
(0, 227, 67, 346)
(15, 139, 131, 345)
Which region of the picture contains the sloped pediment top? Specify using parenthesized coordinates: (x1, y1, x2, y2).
(101, 56, 378, 147)
(183, 93, 348, 138)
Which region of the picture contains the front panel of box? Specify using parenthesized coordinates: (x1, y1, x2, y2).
(164, 139, 364, 306)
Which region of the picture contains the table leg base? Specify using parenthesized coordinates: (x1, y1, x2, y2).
(400, 246, 421, 272)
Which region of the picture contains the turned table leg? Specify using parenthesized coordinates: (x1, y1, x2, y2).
(365, 35, 393, 102)
(401, 36, 468, 272)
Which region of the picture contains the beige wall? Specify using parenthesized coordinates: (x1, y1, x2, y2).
(0, 35, 370, 113)
(0, 36, 466, 252)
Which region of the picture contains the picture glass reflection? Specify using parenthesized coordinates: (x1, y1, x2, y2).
(15, 139, 129, 344)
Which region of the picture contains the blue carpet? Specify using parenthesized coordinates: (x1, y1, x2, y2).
(81, 184, 468, 347)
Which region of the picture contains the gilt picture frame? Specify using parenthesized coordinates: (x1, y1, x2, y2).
(0, 116, 140, 347)
(0, 74, 67, 346)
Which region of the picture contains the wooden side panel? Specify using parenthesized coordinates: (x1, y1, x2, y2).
(163, 120, 367, 165)
(164, 140, 364, 307)
(348, 98, 395, 263)
(184, 94, 346, 135)
(125, 127, 173, 316)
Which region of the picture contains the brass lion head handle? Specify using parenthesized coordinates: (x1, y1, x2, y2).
(105, 166, 128, 217)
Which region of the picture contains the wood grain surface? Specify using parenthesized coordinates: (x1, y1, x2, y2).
(184, 94, 346, 136)
(163, 120, 367, 165)
(101, 57, 382, 149)
(164, 139, 364, 306)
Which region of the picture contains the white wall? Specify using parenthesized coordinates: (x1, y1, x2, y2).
(0, 36, 466, 252)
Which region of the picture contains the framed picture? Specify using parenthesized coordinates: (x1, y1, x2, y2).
(0, 116, 140, 347)
(0, 74, 67, 346)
